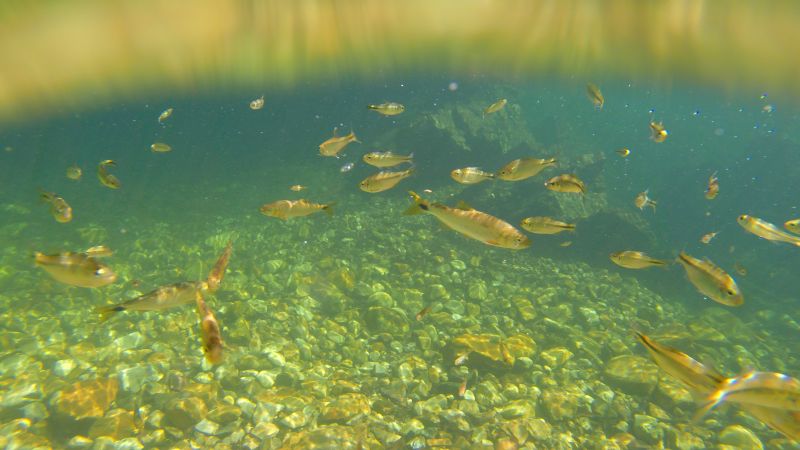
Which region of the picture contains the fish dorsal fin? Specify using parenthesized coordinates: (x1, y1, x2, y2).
(332, 127, 339, 137)
(455, 201, 474, 211)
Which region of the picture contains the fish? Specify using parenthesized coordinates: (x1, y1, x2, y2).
(634, 190, 657, 212)
(609, 251, 668, 269)
(249, 95, 265, 110)
(700, 231, 719, 244)
(206, 240, 232, 293)
(367, 102, 405, 116)
(559, 241, 573, 247)
(737, 214, 800, 247)
(195, 290, 224, 364)
(97, 160, 121, 189)
(150, 142, 172, 153)
(450, 167, 495, 185)
(405, 191, 531, 250)
(636, 331, 724, 395)
(454, 353, 469, 366)
(483, 98, 508, 117)
(695, 371, 800, 420)
(319, 128, 360, 157)
(458, 377, 468, 397)
(650, 120, 668, 143)
(40, 190, 73, 223)
(85, 245, 113, 257)
(340, 162, 355, 173)
(520, 216, 575, 235)
(616, 148, 631, 157)
(158, 107, 173, 124)
(677, 251, 743, 307)
(260, 199, 334, 220)
(586, 83, 604, 109)
(362, 151, 414, 168)
(415, 305, 432, 321)
(66, 164, 82, 181)
(705, 172, 719, 200)
(784, 219, 800, 235)
(544, 174, 586, 194)
(359, 168, 415, 193)
(289, 185, 307, 192)
(96, 281, 206, 321)
(497, 157, 556, 181)
(733, 262, 748, 277)
(34, 250, 116, 288)
(742, 407, 800, 442)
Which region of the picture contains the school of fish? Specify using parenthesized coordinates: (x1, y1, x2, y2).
(33, 88, 800, 442)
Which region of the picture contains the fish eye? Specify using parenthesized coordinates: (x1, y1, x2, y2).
(738, 215, 747, 221)
(95, 268, 106, 276)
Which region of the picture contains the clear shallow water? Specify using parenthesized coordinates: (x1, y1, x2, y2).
(1, 77, 799, 448)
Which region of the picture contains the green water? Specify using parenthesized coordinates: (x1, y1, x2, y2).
(1, 77, 799, 448)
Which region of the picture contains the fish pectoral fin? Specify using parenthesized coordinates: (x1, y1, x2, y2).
(403, 204, 424, 216)
(455, 201, 474, 211)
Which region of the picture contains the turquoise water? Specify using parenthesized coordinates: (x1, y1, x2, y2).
(1, 77, 799, 448)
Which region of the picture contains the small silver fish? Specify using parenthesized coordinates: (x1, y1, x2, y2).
(340, 162, 355, 173)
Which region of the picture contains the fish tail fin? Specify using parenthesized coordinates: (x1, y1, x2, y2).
(408, 152, 414, 161)
(323, 202, 336, 216)
(39, 189, 53, 202)
(96, 305, 125, 322)
(404, 191, 428, 215)
(350, 129, 361, 144)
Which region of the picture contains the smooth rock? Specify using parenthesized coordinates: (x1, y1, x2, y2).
(66, 435, 93, 449)
(279, 409, 311, 429)
(256, 371, 275, 389)
(718, 425, 763, 450)
(368, 291, 394, 308)
(114, 437, 145, 450)
(633, 414, 663, 444)
(119, 365, 157, 393)
(52, 378, 118, 420)
(113, 332, 144, 351)
(250, 422, 280, 440)
(319, 393, 370, 423)
(163, 397, 207, 429)
(54, 359, 77, 378)
(604, 355, 659, 396)
(236, 398, 256, 418)
(208, 404, 241, 424)
(195, 418, 220, 436)
(88, 408, 136, 440)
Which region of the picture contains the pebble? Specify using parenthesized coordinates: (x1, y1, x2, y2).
(195, 418, 220, 436)
(450, 260, 466, 270)
(66, 435, 92, 449)
(256, 371, 275, 389)
(113, 332, 144, 351)
(114, 437, 145, 450)
(236, 398, 256, 418)
(604, 355, 659, 396)
(54, 359, 77, 378)
(265, 351, 286, 368)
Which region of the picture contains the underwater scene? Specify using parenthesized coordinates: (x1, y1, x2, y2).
(2, 1, 800, 449)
